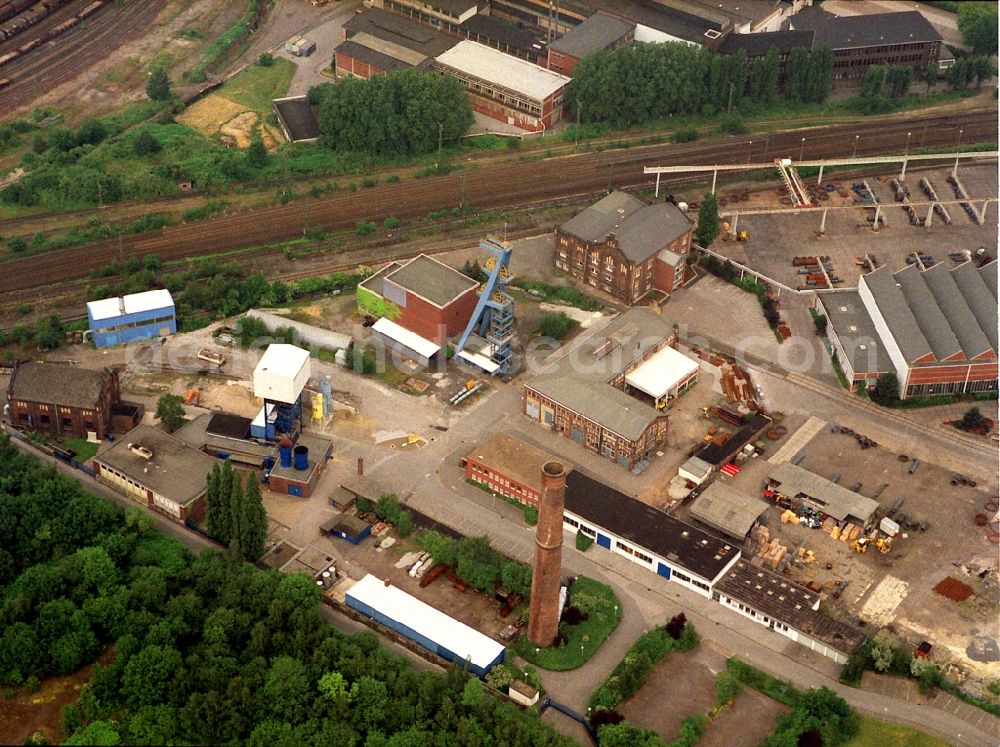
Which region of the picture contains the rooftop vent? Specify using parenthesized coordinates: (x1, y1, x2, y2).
(128, 443, 153, 460)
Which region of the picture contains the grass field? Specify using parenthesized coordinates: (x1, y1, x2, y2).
(63, 438, 99, 463)
(844, 717, 952, 747)
(216, 58, 296, 114)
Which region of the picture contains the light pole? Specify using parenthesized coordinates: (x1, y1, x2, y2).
(763, 130, 771, 161)
(799, 137, 805, 161)
(905, 131, 912, 156)
(852, 135, 859, 159)
(746, 140, 753, 164)
(956, 127, 963, 152)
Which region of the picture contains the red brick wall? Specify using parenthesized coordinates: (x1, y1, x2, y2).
(400, 287, 479, 345)
(269, 473, 315, 498)
(547, 49, 581, 76)
(335, 51, 384, 80)
(654, 260, 676, 295)
(464, 458, 541, 506)
(907, 362, 998, 386)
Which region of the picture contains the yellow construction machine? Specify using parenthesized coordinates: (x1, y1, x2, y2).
(851, 537, 869, 554)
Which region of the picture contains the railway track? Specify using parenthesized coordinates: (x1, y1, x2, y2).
(0, 108, 994, 296)
(0, 0, 162, 112)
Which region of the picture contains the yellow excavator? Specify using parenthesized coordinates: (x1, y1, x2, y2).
(851, 537, 869, 554)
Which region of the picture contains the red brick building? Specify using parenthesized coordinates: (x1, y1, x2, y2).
(433, 40, 570, 132)
(7, 362, 141, 440)
(358, 254, 480, 348)
(462, 431, 572, 506)
(546, 12, 634, 76)
(334, 9, 457, 79)
(555, 191, 692, 304)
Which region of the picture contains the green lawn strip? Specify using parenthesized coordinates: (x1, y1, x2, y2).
(515, 577, 622, 671)
(844, 716, 952, 747)
(216, 58, 297, 114)
(62, 438, 99, 463)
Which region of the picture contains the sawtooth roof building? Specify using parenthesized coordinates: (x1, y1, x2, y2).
(555, 191, 693, 304)
(818, 262, 998, 399)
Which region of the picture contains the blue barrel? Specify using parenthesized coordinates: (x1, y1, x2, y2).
(279, 439, 293, 468)
(294, 445, 309, 471)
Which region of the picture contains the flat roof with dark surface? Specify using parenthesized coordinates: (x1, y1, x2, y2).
(820, 291, 890, 375)
(566, 469, 737, 583)
(335, 39, 421, 73)
(272, 97, 321, 142)
(206, 413, 252, 441)
(459, 13, 545, 56)
(718, 29, 814, 57)
(689, 482, 768, 539)
(695, 414, 771, 466)
(345, 8, 458, 57)
(715, 559, 865, 655)
(560, 191, 691, 263)
(95, 424, 214, 507)
(323, 514, 371, 537)
(385, 254, 479, 307)
(549, 12, 634, 58)
(9, 362, 110, 410)
(465, 432, 572, 492)
(790, 7, 941, 49)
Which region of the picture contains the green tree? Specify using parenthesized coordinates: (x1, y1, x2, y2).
(64, 721, 121, 746)
(318, 671, 351, 708)
(958, 2, 998, 55)
(945, 57, 970, 90)
(246, 135, 268, 170)
(239, 473, 268, 560)
(263, 656, 312, 722)
(812, 313, 828, 336)
(33, 314, 64, 350)
(536, 312, 576, 340)
(924, 61, 939, 92)
(870, 630, 898, 672)
(258, 52, 275, 67)
(870, 372, 899, 406)
(132, 130, 162, 157)
(121, 645, 183, 707)
(958, 406, 987, 431)
(146, 67, 172, 102)
(155, 393, 186, 432)
(695, 192, 720, 248)
(972, 55, 993, 87)
(205, 462, 223, 539)
(7, 235, 27, 254)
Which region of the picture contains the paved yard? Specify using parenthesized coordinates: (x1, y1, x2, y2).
(701, 687, 790, 747)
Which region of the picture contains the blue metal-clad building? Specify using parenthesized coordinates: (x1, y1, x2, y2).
(87, 289, 176, 348)
(345, 574, 505, 677)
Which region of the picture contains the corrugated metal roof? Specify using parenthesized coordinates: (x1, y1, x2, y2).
(372, 317, 440, 359)
(434, 40, 570, 101)
(770, 462, 878, 524)
(689, 482, 767, 539)
(893, 264, 962, 361)
(625, 344, 698, 399)
(862, 266, 931, 363)
(979, 260, 997, 300)
(87, 289, 174, 321)
(919, 264, 992, 360)
(346, 574, 504, 669)
(952, 261, 998, 353)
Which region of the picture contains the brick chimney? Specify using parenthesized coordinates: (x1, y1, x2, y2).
(528, 460, 567, 647)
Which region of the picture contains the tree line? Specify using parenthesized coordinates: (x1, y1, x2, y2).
(0, 437, 572, 746)
(312, 69, 474, 156)
(205, 460, 268, 561)
(565, 42, 833, 127)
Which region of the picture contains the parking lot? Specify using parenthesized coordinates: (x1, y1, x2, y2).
(713, 163, 997, 290)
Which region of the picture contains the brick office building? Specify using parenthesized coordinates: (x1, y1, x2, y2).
(7, 362, 141, 440)
(334, 9, 457, 79)
(555, 191, 692, 304)
(433, 40, 570, 132)
(462, 431, 572, 506)
(522, 307, 675, 470)
(818, 262, 998, 399)
(546, 12, 634, 76)
(789, 7, 944, 82)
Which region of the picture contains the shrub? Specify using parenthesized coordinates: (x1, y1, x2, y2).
(383, 216, 400, 229)
(717, 112, 745, 134)
(575, 532, 594, 551)
(7, 236, 27, 254)
(361, 177, 377, 188)
(257, 52, 274, 67)
(589, 709, 625, 730)
(714, 671, 742, 708)
(536, 312, 577, 340)
(725, 658, 799, 706)
(375, 493, 402, 524)
(588, 623, 692, 711)
(665, 612, 687, 640)
(671, 127, 699, 143)
(522, 506, 538, 526)
(355, 220, 376, 235)
(397, 510, 413, 537)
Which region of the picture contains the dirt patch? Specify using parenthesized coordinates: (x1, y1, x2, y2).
(0, 648, 115, 744)
(177, 93, 249, 139)
(700, 688, 790, 747)
(619, 646, 727, 741)
(219, 111, 259, 149)
(934, 576, 974, 602)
